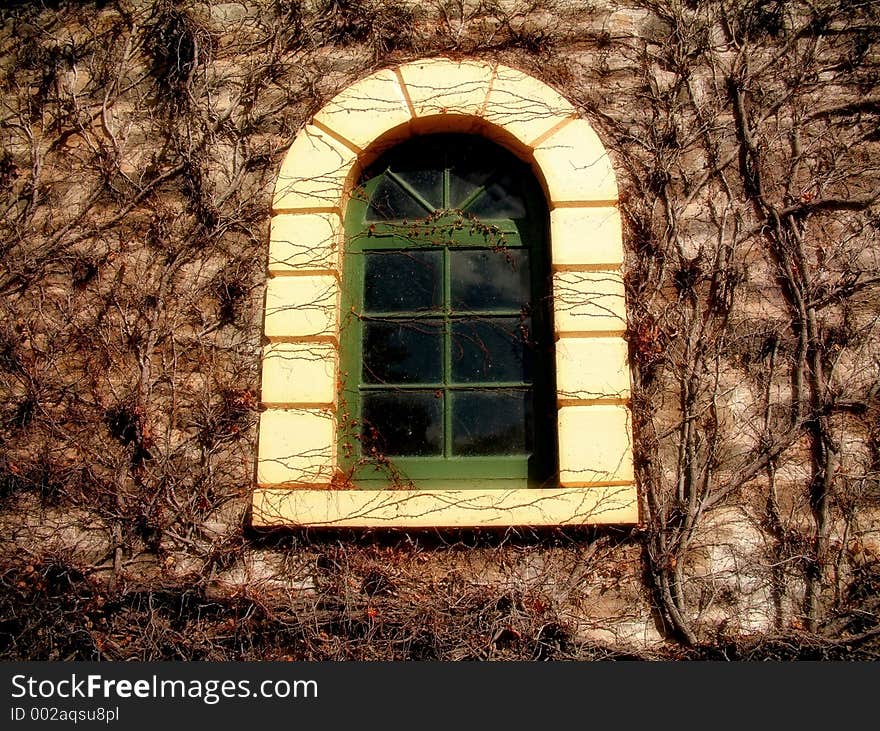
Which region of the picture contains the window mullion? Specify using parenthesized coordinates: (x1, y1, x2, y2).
(363, 311, 443, 320)
(443, 243, 452, 459)
(447, 310, 523, 319)
(446, 382, 530, 389)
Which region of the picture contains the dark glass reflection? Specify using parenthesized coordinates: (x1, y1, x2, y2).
(366, 177, 430, 221)
(451, 318, 532, 383)
(363, 321, 442, 384)
(465, 171, 526, 219)
(451, 249, 531, 311)
(452, 390, 531, 456)
(362, 391, 443, 456)
(449, 164, 493, 209)
(364, 250, 442, 312)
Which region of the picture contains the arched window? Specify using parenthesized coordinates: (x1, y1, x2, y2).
(338, 134, 557, 489)
(253, 58, 637, 527)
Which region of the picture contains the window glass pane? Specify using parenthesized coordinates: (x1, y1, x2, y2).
(366, 177, 430, 221)
(391, 167, 444, 210)
(451, 318, 532, 383)
(364, 250, 442, 312)
(363, 321, 442, 384)
(449, 163, 493, 210)
(362, 391, 443, 456)
(451, 249, 531, 311)
(452, 390, 531, 456)
(465, 173, 527, 219)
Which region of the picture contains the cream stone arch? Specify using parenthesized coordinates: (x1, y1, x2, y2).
(252, 58, 637, 528)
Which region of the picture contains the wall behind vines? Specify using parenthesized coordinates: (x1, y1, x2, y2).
(1, 0, 878, 660)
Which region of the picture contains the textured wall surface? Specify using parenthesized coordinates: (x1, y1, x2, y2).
(0, 0, 878, 659)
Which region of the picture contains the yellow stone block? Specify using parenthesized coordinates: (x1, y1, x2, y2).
(313, 69, 413, 152)
(261, 342, 337, 406)
(398, 58, 494, 117)
(252, 486, 639, 527)
(273, 125, 358, 211)
(268, 212, 340, 273)
(533, 118, 618, 203)
(553, 270, 626, 334)
(550, 206, 624, 267)
(257, 409, 335, 485)
(558, 404, 634, 484)
(556, 337, 631, 400)
(484, 64, 577, 146)
(264, 275, 338, 339)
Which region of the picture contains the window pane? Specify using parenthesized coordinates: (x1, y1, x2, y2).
(366, 177, 430, 221)
(451, 249, 531, 311)
(451, 318, 532, 383)
(362, 391, 443, 456)
(363, 321, 442, 384)
(392, 167, 444, 210)
(465, 172, 527, 219)
(449, 163, 493, 210)
(452, 390, 531, 456)
(364, 250, 442, 312)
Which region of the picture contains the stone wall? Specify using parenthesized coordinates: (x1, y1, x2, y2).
(0, 0, 878, 659)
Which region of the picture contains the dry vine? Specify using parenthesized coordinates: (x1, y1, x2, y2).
(0, 0, 878, 659)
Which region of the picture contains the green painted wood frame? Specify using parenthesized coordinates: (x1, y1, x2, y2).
(338, 134, 558, 490)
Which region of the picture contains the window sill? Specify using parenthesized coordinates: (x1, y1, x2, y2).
(251, 485, 638, 528)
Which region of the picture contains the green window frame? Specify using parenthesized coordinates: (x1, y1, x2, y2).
(338, 134, 557, 489)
